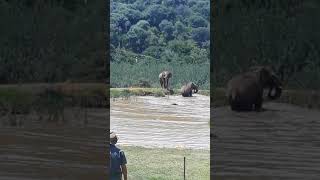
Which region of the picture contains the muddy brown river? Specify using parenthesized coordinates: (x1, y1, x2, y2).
(110, 95, 210, 150)
(0, 108, 108, 179)
(3, 97, 319, 179)
(212, 102, 320, 180)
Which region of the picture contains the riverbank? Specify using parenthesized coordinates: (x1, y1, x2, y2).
(119, 146, 210, 180)
(0, 83, 107, 113)
(212, 88, 320, 110)
(110, 88, 210, 98)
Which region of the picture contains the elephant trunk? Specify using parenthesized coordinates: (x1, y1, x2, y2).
(267, 86, 282, 100)
(194, 88, 198, 93)
(192, 84, 198, 93)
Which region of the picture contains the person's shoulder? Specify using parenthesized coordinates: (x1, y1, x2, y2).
(110, 144, 121, 151)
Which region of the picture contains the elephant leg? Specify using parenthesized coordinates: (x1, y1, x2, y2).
(229, 97, 239, 111)
(164, 80, 167, 89)
(254, 96, 263, 111)
(161, 78, 165, 89)
(229, 96, 253, 111)
(166, 79, 169, 89)
(230, 103, 237, 111)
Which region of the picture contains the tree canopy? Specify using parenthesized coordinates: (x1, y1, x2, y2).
(110, 0, 210, 64)
(213, 0, 320, 89)
(0, 0, 105, 83)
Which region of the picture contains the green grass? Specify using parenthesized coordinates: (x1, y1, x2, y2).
(120, 146, 210, 180)
(110, 88, 210, 98)
(110, 88, 166, 98)
(111, 62, 210, 89)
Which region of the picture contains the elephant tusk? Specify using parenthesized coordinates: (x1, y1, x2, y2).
(268, 86, 282, 100)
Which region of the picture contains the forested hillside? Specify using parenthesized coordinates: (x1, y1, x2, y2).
(110, 0, 210, 89)
(0, 0, 105, 83)
(213, 0, 320, 89)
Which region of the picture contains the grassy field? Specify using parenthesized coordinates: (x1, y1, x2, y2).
(120, 146, 210, 180)
(110, 88, 210, 98)
(111, 62, 210, 90)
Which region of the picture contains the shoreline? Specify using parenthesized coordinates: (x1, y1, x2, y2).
(212, 88, 320, 110)
(110, 87, 210, 98)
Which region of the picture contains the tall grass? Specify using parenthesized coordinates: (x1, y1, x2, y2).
(110, 62, 210, 90)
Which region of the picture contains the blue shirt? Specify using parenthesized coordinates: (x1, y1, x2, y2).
(110, 144, 127, 175)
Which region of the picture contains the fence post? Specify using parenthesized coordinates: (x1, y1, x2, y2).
(184, 157, 186, 180)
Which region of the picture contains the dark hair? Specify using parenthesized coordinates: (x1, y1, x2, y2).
(110, 132, 118, 144)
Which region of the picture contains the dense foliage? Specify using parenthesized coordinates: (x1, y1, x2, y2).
(213, 0, 320, 89)
(0, 0, 105, 83)
(110, 0, 210, 89)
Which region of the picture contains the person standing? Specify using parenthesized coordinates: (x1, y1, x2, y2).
(110, 132, 127, 180)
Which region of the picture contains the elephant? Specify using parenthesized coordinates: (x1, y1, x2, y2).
(226, 66, 282, 111)
(181, 82, 199, 97)
(159, 71, 172, 90)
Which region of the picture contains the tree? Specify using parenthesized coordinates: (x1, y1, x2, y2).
(113, 3, 143, 25)
(163, 0, 188, 7)
(126, 25, 151, 53)
(111, 13, 131, 33)
(135, 20, 150, 30)
(143, 46, 165, 59)
(159, 19, 174, 41)
(175, 4, 191, 18)
(191, 27, 209, 47)
(173, 21, 188, 38)
(189, 15, 208, 28)
(191, 1, 210, 20)
(145, 5, 170, 27)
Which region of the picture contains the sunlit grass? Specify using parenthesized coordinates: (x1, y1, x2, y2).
(120, 146, 210, 180)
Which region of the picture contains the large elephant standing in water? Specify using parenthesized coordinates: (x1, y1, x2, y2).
(226, 66, 282, 111)
(181, 82, 199, 97)
(159, 71, 172, 90)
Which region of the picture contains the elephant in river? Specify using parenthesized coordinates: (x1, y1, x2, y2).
(159, 71, 172, 90)
(181, 82, 199, 97)
(226, 66, 282, 111)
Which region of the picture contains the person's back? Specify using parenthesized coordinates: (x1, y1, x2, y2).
(110, 132, 127, 180)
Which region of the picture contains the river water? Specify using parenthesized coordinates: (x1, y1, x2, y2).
(212, 102, 320, 180)
(0, 108, 108, 179)
(110, 95, 210, 150)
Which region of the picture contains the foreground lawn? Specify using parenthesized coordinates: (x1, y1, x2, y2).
(120, 146, 210, 180)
